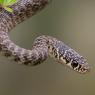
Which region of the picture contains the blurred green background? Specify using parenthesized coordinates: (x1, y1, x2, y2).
(0, 0, 95, 95)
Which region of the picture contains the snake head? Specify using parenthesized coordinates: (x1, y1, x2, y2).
(71, 57, 90, 73)
(48, 40, 90, 74)
(68, 56, 90, 74)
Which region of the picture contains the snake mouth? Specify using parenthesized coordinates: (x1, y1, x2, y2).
(76, 63, 90, 74)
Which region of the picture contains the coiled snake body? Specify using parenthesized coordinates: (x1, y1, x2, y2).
(0, 0, 90, 73)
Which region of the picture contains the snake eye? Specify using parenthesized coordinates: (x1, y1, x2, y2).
(71, 62, 78, 68)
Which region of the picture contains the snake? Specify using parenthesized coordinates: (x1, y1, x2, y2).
(0, 0, 90, 74)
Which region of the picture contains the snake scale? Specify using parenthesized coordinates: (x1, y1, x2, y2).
(0, 0, 90, 73)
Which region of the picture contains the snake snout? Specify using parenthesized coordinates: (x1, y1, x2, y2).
(79, 63, 90, 74)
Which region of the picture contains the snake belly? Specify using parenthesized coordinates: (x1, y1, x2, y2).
(0, 0, 90, 74)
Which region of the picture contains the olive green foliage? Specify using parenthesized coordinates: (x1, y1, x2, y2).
(0, 0, 17, 12)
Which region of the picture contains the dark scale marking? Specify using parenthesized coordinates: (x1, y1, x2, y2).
(23, 58, 32, 65)
(4, 50, 12, 57)
(71, 62, 78, 68)
(21, 52, 31, 65)
(52, 47, 58, 58)
(14, 55, 21, 62)
(78, 65, 82, 71)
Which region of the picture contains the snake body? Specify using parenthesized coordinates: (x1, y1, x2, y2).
(0, 0, 90, 73)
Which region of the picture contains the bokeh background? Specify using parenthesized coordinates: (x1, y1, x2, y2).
(0, 0, 95, 95)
